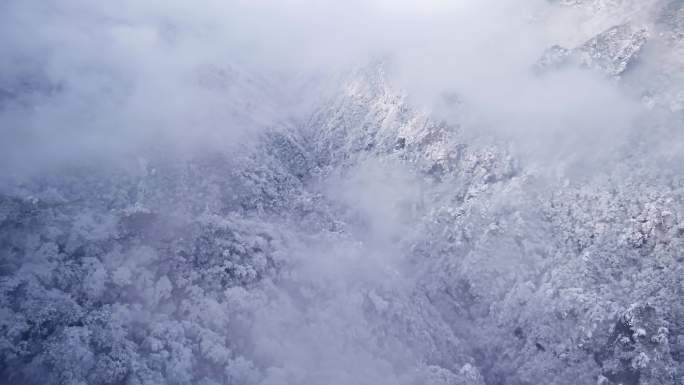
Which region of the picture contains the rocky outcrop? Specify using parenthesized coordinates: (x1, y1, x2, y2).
(538, 23, 648, 77)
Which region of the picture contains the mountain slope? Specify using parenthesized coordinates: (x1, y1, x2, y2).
(0, 1, 683, 385)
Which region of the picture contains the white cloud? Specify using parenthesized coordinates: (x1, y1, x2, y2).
(0, 0, 642, 177)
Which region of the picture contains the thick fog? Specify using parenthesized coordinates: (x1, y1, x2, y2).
(1, 1, 682, 385)
(0, 0, 646, 175)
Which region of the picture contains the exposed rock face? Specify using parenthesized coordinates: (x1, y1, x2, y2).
(577, 23, 649, 76)
(538, 23, 648, 77)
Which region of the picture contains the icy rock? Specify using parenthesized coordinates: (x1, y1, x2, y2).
(537, 23, 648, 77)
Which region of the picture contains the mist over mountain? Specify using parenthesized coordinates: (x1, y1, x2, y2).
(1, 1, 683, 385)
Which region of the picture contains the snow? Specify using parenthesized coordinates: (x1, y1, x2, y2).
(0, 1, 683, 385)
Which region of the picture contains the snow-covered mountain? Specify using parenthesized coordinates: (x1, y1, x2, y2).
(0, 1, 682, 385)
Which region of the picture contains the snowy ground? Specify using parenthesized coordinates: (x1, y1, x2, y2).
(1, 1, 682, 384)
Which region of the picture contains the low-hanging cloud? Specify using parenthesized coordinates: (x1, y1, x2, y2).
(0, 0, 644, 179)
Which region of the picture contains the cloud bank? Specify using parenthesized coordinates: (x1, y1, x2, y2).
(0, 0, 645, 178)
